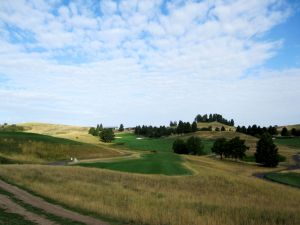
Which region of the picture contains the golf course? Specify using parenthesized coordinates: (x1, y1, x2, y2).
(0, 122, 299, 225)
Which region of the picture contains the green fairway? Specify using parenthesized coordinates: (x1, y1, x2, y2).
(77, 133, 214, 175)
(274, 137, 300, 150)
(78, 152, 192, 175)
(113, 133, 213, 154)
(265, 172, 300, 188)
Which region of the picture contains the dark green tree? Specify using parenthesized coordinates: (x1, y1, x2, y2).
(255, 133, 279, 167)
(227, 137, 248, 160)
(118, 124, 124, 132)
(281, 127, 289, 136)
(172, 139, 188, 154)
(191, 121, 198, 132)
(211, 138, 227, 159)
(99, 128, 115, 143)
(221, 126, 226, 131)
(186, 136, 204, 155)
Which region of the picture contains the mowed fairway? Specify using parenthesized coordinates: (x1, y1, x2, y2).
(274, 137, 300, 150)
(77, 133, 213, 175)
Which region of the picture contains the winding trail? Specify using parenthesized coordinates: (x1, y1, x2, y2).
(0, 179, 108, 225)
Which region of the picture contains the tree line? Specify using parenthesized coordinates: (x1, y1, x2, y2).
(281, 127, 300, 136)
(194, 113, 234, 126)
(236, 125, 278, 137)
(134, 121, 198, 138)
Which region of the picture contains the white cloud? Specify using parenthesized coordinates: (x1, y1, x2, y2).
(0, 0, 299, 126)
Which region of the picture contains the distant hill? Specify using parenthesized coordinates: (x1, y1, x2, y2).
(277, 124, 300, 130)
(19, 122, 97, 145)
(197, 121, 235, 131)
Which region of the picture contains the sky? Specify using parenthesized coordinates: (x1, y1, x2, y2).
(0, 0, 299, 127)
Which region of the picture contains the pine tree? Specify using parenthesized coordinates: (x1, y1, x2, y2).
(255, 133, 279, 167)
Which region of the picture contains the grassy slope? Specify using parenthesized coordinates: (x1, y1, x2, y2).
(0, 132, 120, 164)
(0, 159, 299, 225)
(19, 122, 99, 145)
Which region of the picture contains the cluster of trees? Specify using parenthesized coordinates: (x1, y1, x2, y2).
(0, 124, 24, 132)
(134, 125, 173, 138)
(255, 133, 279, 167)
(173, 136, 205, 155)
(194, 114, 234, 126)
(212, 137, 249, 160)
(236, 125, 278, 137)
(281, 127, 300, 136)
(134, 121, 198, 138)
(88, 124, 103, 136)
(99, 128, 115, 142)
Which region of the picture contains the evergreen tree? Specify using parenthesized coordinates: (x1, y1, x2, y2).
(221, 126, 226, 131)
(281, 127, 289, 136)
(118, 124, 124, 132)
(255, 133, 279, 167)
(192, 121, 198, 132)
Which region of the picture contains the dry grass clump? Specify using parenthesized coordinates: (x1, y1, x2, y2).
(0, 156, 299, 225)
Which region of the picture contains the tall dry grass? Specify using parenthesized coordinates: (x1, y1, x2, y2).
(0, 156, 299, 225)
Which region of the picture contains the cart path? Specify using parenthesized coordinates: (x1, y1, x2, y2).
(0, 179, 108, 225)
(0, 193, 57, 225)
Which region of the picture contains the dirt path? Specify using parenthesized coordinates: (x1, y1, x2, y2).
(0, 194, 57, 225)
(0, 179, 108, 225)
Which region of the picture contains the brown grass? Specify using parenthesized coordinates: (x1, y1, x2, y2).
(0, 156, 299, 225)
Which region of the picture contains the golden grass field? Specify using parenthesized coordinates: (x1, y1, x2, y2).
(20, 122, 100, 145)
(0, 155, 299, 225)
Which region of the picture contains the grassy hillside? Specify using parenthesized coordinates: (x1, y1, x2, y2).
(19, 122, 100, 145)
(277, 124, 300, 131)
(0, 158, 299, 225)
(197, 121, 235, 131)
(77, 133, 213, 175)
(0, 132, 120, 164)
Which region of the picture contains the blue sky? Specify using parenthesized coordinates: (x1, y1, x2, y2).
(0, 0, 299, 127)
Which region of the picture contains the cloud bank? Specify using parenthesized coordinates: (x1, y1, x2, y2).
(0, 0, 299, 126)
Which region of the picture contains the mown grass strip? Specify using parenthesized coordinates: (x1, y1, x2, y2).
(265, 172, 300, 188)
